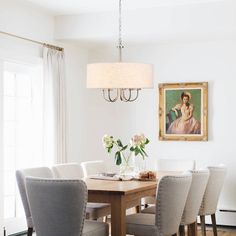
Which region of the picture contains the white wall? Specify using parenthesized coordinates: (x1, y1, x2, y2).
(84, 39, 236, 212)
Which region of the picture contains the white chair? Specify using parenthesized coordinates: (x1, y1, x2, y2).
(143, 159, 196, 207)
(198, 165, 227, 236)
(157, 159, 196, 171)
(52, 163, 111, 220)
(179, 170, 209, 236)
(52, 162, 84, 179)
(81, 160, 106, 177)
(126, 173, 192, 236)
(26, 177, 109, 236)
(16, 167, 53, 236)
(142, 170, 209, 236)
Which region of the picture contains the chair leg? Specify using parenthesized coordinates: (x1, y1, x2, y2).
(179, 225, 185, 236)
(27, 227, 33, 236)
(135, 205, 141, 213)
(200, 215, 206, 236)
(85, 212, 90, 219)
(211, 214, 218, 236)
(187, 222, 197, 236)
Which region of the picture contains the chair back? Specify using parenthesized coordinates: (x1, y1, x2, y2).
(157, 159, 195, 171)
(199, 165, 227, 216)
(26, 177, 87, 236)
(181, 169, 209, 225)
(155, 173, 192, 235)
(15, 167, 53, 228)
(52, 163, 83, 179)
(81, 160, 105, 177)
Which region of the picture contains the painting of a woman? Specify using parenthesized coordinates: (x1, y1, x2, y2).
(159, 82, 208, 141)
(167, 92, 201, 134)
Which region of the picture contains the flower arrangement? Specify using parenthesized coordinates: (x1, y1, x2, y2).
(102, 134, 150, 166)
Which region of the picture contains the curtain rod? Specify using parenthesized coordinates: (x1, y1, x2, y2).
(0, 30, 64, 52)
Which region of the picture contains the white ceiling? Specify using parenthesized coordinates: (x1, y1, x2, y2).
(20, 0, 224, 15)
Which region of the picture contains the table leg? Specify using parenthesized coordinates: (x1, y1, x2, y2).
(111, 195, 126, 236)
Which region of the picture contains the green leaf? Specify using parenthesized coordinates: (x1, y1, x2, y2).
(120, 145, 128, 152)
(141, 148, 148, 157)
(115, 151, 122, 165)
(135, 147, 140, 156)
(117, 139, 123, 147)
(145, 138, 150, 145)
(130, 146, 135, 151)
(139, 149, 145, 158)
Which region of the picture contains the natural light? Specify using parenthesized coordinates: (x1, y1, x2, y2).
(3, 61, 44, 232)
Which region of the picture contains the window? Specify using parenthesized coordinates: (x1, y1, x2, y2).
(2, 61, 44, 234)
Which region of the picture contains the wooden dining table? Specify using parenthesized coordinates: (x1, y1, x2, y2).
(84, 171, 180, 236)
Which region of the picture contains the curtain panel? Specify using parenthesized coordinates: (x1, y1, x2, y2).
(43, 47, 67, 164)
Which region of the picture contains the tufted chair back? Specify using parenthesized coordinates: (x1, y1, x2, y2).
(181, 169, 209, 225)
(155, 173, 192, 235)
(199, 165, 227, 216)
(16, 167, 53, 228)
(26, 177, 87, 236)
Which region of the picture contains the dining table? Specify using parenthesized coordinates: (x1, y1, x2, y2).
(84, 171, 181, 236)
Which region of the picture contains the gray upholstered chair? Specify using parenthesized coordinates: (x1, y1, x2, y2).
(25, 177, 109, 236)
(126, 173, 192, 236)
(16, 167, 53, 236)
(143, 159, 196, 207)
(52, 163, 111, 220)
(198, 165, 227, 236)
(142, 169, 209, 236)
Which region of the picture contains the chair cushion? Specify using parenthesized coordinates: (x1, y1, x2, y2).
(83, 220, 109, 236)
(126, 213, 157, 236)
(141, 206, 155, 214)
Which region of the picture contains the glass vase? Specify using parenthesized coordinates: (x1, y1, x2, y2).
(119, 152, 135, 176)
(134, 157, 147, 174)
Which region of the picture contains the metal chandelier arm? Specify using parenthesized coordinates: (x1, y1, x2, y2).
(120, 89, 141, 102)
(102, 89, 119, 102)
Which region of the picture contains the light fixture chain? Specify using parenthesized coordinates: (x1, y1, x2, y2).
(118, 0, 124, 62)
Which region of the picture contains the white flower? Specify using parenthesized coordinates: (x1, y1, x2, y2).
(102, 134, 113, 148)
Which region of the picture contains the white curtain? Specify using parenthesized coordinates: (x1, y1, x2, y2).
(43, 46, 67, 164)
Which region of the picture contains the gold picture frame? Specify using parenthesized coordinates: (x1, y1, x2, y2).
(159, 82, 208, 141)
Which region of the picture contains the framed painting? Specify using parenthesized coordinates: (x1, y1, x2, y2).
(159, 82, 208, 141)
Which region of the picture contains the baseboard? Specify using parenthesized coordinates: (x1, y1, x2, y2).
(200, 209, 236, 227)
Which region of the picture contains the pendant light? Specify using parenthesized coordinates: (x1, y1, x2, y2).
(87, 0, 153, 102)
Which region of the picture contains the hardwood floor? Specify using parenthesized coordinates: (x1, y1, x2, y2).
(203, 228, 236, 236)
(26, 226, 236, 236)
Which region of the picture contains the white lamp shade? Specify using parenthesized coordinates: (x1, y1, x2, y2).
(87, 62, 153, 89)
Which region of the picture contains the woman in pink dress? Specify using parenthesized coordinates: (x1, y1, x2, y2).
(167, 92, 201, 134)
